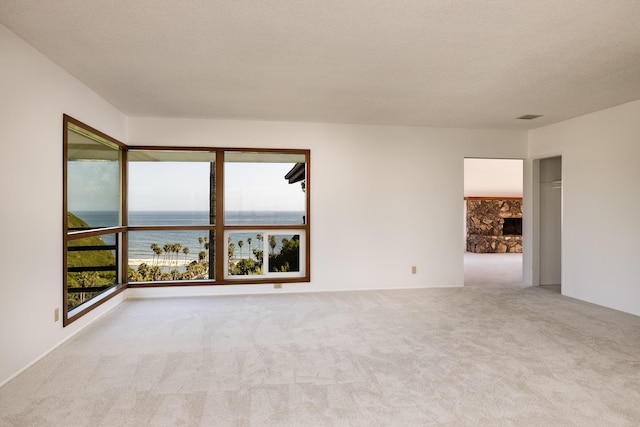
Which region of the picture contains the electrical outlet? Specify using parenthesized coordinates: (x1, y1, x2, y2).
(54, 308, 59, 322)
(274, 283, 282, 289)
(411, 266, 417, 274)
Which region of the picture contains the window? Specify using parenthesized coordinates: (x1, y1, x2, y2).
(64, 116, 310, 325)
(63, 115, 126, 325)
(127, 149, 216, 282)
(223, 151, 307, 280)
(126, 148, 310, 285)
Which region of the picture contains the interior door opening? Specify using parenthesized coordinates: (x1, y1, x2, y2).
(538, 156, 562, 293)
(463, 158, 524, 288)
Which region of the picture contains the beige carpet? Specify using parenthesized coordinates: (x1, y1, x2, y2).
(1, 282, 639, 425)
(464, 252, 525, 289)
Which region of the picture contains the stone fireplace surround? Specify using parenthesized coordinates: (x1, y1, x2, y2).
(466, 198, 522, 253)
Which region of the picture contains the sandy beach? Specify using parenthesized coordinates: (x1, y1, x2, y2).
(128, 259, 197, 267)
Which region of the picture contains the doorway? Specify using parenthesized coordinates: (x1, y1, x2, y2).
(537, 156, 562, 293)
(463, 158, 524, 288)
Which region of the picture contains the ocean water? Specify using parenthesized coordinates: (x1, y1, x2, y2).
(73, 210, 304, 264)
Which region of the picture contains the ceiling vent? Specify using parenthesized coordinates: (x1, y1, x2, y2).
(517, 114, 543, 120)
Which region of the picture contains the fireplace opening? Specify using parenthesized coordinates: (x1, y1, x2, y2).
(503, 218, 522, 236)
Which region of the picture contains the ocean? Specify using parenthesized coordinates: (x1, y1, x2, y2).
(73, 211, 305, 266)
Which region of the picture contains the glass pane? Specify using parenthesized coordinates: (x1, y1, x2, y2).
(67, 124, 120, 229)
(129, 211, 210, 226)
(128, 230, 213, 281)
(67, 234, 118, 311)
(266, 234, 301, 273)
(128, 150, 215, 225)
(224, 152, 306, 225)
(227, 231, 265, 276)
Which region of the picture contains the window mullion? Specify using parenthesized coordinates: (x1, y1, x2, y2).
(214, 150, 225, 281)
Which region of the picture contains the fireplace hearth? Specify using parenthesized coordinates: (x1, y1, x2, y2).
(466, 198, 522, 253)
(502, 218, 522, 236)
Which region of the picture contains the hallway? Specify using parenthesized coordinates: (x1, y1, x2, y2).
(464, 252, 525, 289)
(464, 252, 560, 293)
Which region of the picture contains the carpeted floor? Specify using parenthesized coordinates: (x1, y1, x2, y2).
(464, 252, 561, 294)
(1, 263, 639, 426)
(464, 252, 526, 289)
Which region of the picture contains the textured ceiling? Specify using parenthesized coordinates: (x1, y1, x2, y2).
(2, 0, 640, 129)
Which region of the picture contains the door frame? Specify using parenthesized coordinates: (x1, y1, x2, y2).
(525, 153, 563, 290)
(463, 157, 525, 286)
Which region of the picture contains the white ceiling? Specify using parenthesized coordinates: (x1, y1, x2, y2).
(2, 0, 640, 129)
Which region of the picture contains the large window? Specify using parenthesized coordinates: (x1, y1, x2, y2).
(127, 149, 216, 282)
(63, 115, 126, 325)
(64, 116, 310, 325)
(223, 151, 307, 280)
(126, 149, 310, 285)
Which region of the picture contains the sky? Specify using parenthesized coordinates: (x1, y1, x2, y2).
(68, 160, 305, 212)
(67, 161, 120, 211)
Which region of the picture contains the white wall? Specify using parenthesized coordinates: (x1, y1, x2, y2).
(464, 158, 523, 198)
(528, 99, 640, 315)
(126, 118, 527, 298)
(0, 24, 127, 386)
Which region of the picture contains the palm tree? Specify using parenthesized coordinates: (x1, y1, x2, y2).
(154, 246, 163, 266)
(238, 240, 244, 259)
(173, 243, 182, 268)
(137, 262, 150, 279)
(253, 247, 263, 266)
(247, 237, 252, 259)
(256, 233, 264, 258)
(269, 235, 277, 254)
(150, 243, 157, 265)
(163, 243, 172, 268)
(128, 268, 143, 282)
(151, 243, 162, 267)
(183, 247, 190, 265)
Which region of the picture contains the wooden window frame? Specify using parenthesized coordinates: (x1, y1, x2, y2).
(63, 115, 128, 326)
(64, 116, 311, 325)
(126, 147, 310, 287)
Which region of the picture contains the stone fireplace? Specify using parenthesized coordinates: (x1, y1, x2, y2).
(466, 198, 522, 253)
